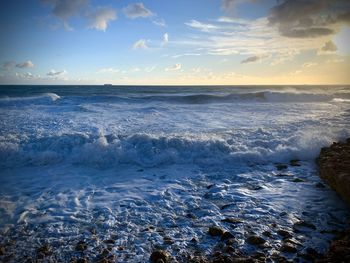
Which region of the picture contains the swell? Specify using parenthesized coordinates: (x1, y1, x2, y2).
(0, 93, 60, 106)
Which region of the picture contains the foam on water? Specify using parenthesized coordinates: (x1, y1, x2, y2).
(0, 85, 349, 261)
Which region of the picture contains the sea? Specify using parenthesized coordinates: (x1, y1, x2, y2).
(0, 85, 349, 262)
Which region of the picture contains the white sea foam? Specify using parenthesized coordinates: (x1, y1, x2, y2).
(0, 85, 349, 261)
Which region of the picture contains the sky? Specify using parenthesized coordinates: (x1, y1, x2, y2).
(0, 0, 349, 85)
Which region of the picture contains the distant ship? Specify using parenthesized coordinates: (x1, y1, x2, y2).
(104, 84, 113, 86)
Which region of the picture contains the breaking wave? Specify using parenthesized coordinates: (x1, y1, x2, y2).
(1, 129, 347, 169)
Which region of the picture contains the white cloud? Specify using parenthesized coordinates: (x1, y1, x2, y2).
(2, 61, 15, 71)
(47, 69, 67, 76)
(133, 39, 148, 49)
(40, 0, 88, 29)
(16, 60, 35, 69)
(185, 20, 218, 32)
(153, 18, 166, 27)
(145, 65, 156, 72)
(16, 72, 35, 79)
(97, 67, 119, 73)
(87, 7, 116, 31)
(171, 53, 201, 58)
(302, 62, 318, 68)
(123, 3, 153, 19)
(165, 63, 182, 71)
(162, 33, 169, 46)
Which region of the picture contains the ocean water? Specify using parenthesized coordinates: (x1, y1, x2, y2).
(0, 85, 349, 261)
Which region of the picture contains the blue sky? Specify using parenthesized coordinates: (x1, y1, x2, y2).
(0, 0, 349, 85)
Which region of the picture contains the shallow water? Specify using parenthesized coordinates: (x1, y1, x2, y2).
(0, 85, 349, 261)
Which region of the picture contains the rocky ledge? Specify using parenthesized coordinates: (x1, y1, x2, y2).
(316, 138, 350, 262)
(317, 138, 350, 205)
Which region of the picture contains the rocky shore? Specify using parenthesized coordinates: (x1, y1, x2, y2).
(316, 138, 350, 262)
(1, 141, 350, 262)
(317, 138, 350, 205)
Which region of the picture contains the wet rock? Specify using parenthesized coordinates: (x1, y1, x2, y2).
(186, 213, 197, 219)
(206, 184, 215, 189)
(290, 159, 301, 166)
(315, 182, 326, 188)
(252, 252, 266, 261)
(37, 244, 52, 256)
(292, 178, 304, 183)
(221, 217, 243, 224)
(75, 241, 88, 251)
(276, 173, 289, 177)
(280, 242, 297, 253)
(208, 226, 225, 237)
(163, 236, 174, 245)
(0, 245, 5, 256)
(317, 138, 350, 205)
(223, 245, 236, 254)
(275, 164, 288, 171)
(191, 237, 198, 243)
(76, 258, 88, 263)
(293, 220, 316, 230)
(262, 230, 272, 237)
(277, 229, 292, 239)
(221, 203, 234, 210)
(221, 231, 234, 240)
(246, 235, 266, 246)
(317, 229, 350, 262)
(150, 250, 169, 263)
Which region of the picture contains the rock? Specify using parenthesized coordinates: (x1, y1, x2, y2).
(262, 230, 272, 237)
(37, 244, 52, 256)
(221, 231, 234, 240)
(293, 220, 316, 230)
(150, 250, 169, 263)
(76, 258, 88, 263)
(208, 226, 225, 237)
(221, 217, 243, 224)
(221, 203, 234, 210)
(280, 242, 297, 253)
(317, 138, 350, 205)
(289, 159, 301, 166)
(275, 164, 288, 171)
(277, 229, 291, 238)
(246, 235, 266, 246)
(206, 184, 215, 189)
(317, 229, 350, 262)
(163, 236, 174, 245)
(0, 245, 5, 256)
(75, 241, 88, 251)
(315, 182, 326, 188)
(292, 178, 304, 182)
